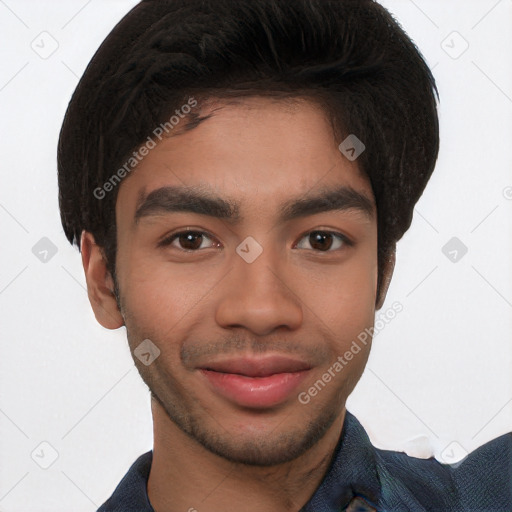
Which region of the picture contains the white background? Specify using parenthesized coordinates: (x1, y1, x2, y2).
(0, 1, 511, 510)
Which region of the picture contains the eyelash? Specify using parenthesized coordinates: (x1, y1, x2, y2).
(158, 228, 354, 253)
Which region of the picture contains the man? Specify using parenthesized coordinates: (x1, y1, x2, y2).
(57, 0, 512, 510)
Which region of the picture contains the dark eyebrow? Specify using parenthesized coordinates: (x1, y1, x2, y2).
(279, 186, 375, 222)
(134, 186, 241, 224)
(134, 185, 375, 225)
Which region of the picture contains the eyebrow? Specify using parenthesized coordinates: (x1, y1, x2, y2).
(134, 184, 375, 225)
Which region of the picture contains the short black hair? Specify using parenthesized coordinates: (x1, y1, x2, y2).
(57, 0, 439, 301)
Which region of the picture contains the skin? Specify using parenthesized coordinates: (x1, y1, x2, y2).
(81, 96, 395, 512)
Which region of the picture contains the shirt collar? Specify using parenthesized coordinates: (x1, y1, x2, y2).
(299, 410, 381, 511)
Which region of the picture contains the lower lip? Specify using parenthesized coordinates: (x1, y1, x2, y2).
(200, 369, 310, 408)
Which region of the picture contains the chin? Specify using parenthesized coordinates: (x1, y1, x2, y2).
(182, 404, 341, 467)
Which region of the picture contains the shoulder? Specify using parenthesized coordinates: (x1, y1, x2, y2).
(452, 432, 512, 510)
(373, 444, 459, 510)
(339, 412, 461, 510)
(372, 430, 512, 511)
(97, 451, 154, 512)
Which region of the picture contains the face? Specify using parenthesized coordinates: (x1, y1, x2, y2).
(102, 97, 381, 466)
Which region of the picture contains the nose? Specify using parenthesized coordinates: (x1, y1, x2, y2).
(215, 249, 303, 336)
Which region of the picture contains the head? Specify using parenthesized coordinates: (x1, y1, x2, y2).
(58, 0, 439, 466)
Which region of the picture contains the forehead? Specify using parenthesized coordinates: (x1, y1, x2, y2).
(116, 96, 374, 221)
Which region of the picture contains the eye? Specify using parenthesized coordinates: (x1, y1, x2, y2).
(158, 230, 219, 251)
(295, 230, 352, 252)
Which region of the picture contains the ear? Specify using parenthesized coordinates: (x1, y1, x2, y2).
(80, 230, 124, 329)
(375, 248, 396, 310)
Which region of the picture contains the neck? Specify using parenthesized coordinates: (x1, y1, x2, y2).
(147, 399, 345, 512)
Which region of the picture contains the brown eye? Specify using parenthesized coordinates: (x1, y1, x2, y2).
(159, 231, 217, 251)
(295, 231, 351, 252)
(176, 232, 205, 250)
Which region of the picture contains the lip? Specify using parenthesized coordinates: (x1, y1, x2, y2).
(198, 356, 312, 408)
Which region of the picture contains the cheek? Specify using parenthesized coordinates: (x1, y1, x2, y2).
(117, 251, 220, 336)
(304, 255, 377, 330)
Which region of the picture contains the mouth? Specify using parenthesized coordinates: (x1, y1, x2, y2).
(198, 356, 312, 408)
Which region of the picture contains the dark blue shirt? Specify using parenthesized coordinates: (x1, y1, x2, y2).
(97, 411, 512, 511)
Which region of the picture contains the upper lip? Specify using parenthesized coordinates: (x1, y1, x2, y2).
(200, 356, 312, 377)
